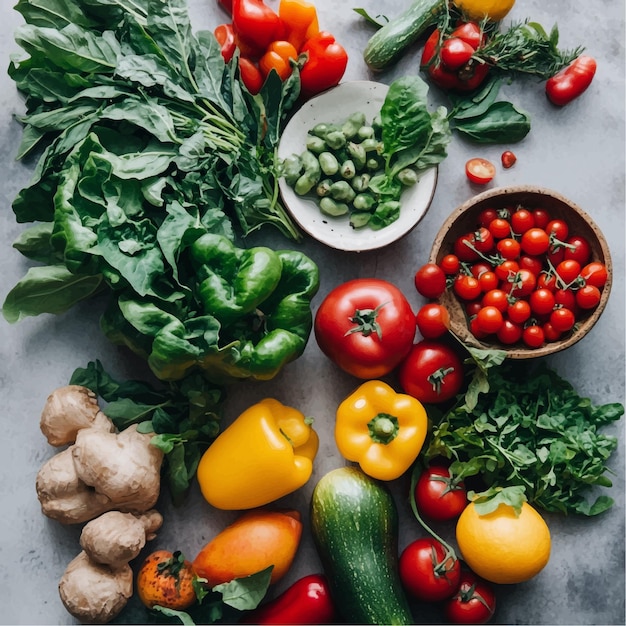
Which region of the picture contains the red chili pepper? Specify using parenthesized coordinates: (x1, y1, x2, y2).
(240, 574, 337, 625)
(214, 23, 236, 63)
(232, 0, 286, 57)
(545, 55, 597, 106)
(299, 31, 348, 98)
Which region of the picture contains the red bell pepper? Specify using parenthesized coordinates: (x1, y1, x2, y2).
(240, 574, 336, 624)
(299, 31, 348, 98)
(232, 0, 286, 57)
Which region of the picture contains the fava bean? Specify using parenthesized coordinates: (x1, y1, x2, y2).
(351, 173, 371, 192)
(397, 168, 420, 186)
(353, 192, 377, 211)
(320, 197, 349, 216)
(329, 180, 356, 203)
(347, 142, 367, 170)
(319, 152, 340, 176)
(325, 130, 347, 150)
(341, 111, 367, 139)
(350, 212, 372, 229)
(340, 159, 356, 180)
(281, 154, 302, 186)
(306, 135, 326, 154)
(316, 178, 333, 197)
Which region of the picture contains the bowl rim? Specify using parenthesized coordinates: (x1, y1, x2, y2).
(428, 184, 613, 359)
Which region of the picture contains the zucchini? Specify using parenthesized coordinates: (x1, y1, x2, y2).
(310, 466, 413, 625)
(363, 0, 445, 71)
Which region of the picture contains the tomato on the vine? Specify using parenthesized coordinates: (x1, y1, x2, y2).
(522, 324, 545, 348)
(398, 340, 465, 404)
(475, 305, 504, 334)
(520, 228, 550, 256)
(529, 288, 556, 316)
(545, 219, 569, 241)
(581, 261, 608, 287)
(510, 208, 535, 234)
(414, 466, 467, 521)
(399, 538, 461, 602)
(507, 299, 531, 324)
(443, 570, 496, 625)
(481, 288, 509, 312)
(531, 209, 551, 230)
(454, 233, 480, 262)
(550, 307, 576, 332)
(576, 284, 602, 309)
(496, 319, 523, 344)
(488, 217, 511, 239)
(440, 254, 461, 275)
(564, 235, 592, 265)
(555, 259, 582, 286)
(416, 303, 451, 339)
(496, 237, 521, 260)
(454, 274, 482, 301)
(465, 158, 495, 185)
(314, 278, 416, 379)
(414, 263, 447, 299)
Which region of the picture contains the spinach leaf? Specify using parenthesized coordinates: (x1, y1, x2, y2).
(453, 101, 531, 144)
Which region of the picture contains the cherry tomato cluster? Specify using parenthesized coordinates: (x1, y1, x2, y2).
(399, 465, 497, 624)
(418, 205, 608, 350)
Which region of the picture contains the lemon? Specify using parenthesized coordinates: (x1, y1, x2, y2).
(456, 500, 551, 584)
(452, 0, 516, 22)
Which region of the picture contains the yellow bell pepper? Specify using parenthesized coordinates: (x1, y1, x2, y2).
(197, 398, 319, 510)
(335, 380, 428, 481)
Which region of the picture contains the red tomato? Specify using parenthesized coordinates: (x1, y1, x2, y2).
(399, 538, 461, 602)
(238, 57, 264, 94)
(554, 288, 576, 310)
(398, 340, 465, 404)
(465, 158, 495, 185)
(416, 303, 451, 339)
(537, 271, 557, 291)
(496, 237, 521, 260)
(443, 570, 496, 625)
(475, 305, 504, 334)
(510, 208, 535, 234)
(496, 319, 523, 344)
(453, 274, 482, 301)
(450, 22, 483, 49)
(501, 150, 517, 168)
(501, 268, 536, 298)
(488, 217, 511, 239)
(564, 235, 592, 265)
(520, 228, 550, 256)
(529, 288, 556, 316)
(414, 466, 467, 521)
(440, 254, 461, 275)
(522, 324, 545, 348)
(555, 259, 582, 286)
(478, 208, 498, 227)
(494, 259, 519, 281)
(299, 32, 348, 98)
(519, 254, 543, 276)
(546, 219, 569, 241)
(472, 227, 495, 254)
(478, 270, 498, 292)
(576, 284, 602, 309)
(214, 23, 236, 62)
(531, 209, 551, 229)
(481, 288, 509, 312)
(454, 233, 480, 262)
(581, 261, 608, 288)
(314, 279, 416, 379)
(550, 307, 576, 332)
(507, 299, 531, 324)
(546, 55, 597, 106)
(414, 263, 447, 299)
(542, 321, 562, 342)
(441, 37, 475, 70)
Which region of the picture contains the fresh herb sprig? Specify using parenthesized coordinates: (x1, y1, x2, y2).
(424, 360, 623, 516)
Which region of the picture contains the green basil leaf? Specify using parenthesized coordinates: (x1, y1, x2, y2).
(214, 567, 273, 611)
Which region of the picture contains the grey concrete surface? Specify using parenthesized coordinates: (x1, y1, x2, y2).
(0, 0, 624, 624)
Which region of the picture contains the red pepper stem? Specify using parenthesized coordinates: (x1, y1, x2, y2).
(409, 466, 458, 561)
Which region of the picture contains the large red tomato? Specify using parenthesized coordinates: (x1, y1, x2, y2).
(314, 278, 416, 379)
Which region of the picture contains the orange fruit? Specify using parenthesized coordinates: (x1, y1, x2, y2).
(456, 500, 551, 584)
(452, 0, 515, 22)
(193, 509, 302, 587)
(136, 550, 197, 610)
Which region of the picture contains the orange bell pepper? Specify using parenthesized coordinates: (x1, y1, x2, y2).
(279, 0, 320, 51)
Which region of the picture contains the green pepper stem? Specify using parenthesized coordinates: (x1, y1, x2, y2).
(367, 413, 399, 444)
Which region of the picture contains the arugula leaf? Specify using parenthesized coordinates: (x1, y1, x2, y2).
(425, 361, 623, 515)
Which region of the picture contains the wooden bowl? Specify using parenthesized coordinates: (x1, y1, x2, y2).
(428, 185, 613, 359)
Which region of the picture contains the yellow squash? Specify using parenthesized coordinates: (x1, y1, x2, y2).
(197, 398, 319, 509)
(335, 380, 428, 481)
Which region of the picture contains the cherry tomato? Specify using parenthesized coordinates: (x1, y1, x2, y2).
(416, 303, 451, 339)
(510, 208, 535, 235)
(399, 538, 461, 602)
(550, 307, 576, 332)
(440, 254, 461, 275)
(542, 321, 562, 342)
(531, 209, 551, 230)
(519, 254, 543, 276)
(564, 235, 592, 266)
(481, 288, 509, 312)
(415, 263, 448, 299)
(546, 219, 569, 241)
(537, 271, 557, 291)
(470, 262, 492, 278)
(450, 22, 483, 49)
(521, 228, 550, 256)
(454, 274, 482, 301)
(238, 57, 264, 94)
(472, 227, 495, 254)
(554, 288, 577, 310)
(469, 315, 488, 339)
(501, 150, 517, 168)
(398, 340, 465, 404)
(581, 261, 608, 288)
(555, 259, 582, 286)
(478, 270, 498, 292)
(466, 301, 483, 318)
(507, 299, 531, 324)
(546, 55, 597, 106)
(478, 208, 498, 227)
(414, 466, 467, 521)
(496, 319, 523, 344)
(501, 268, 536, 298)
(494, 259, 519, 281)
(496, 237, 521, 260)
(576, 284, 602, 309)
(529, 288, 556, 316)
(454, 233, 480, 262)
(488, 217, 511, 239)
(441, 37, 475, 70)
(522, 324, 545, 348)
(314, 278, 416, 379)
(475, 305, 504, 334)
(465, 158, 495, 185)
(443, 570, 496, 625)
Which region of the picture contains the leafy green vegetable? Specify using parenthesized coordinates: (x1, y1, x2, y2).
(70, 360, 224, 504)
(424, 361, 623, 516)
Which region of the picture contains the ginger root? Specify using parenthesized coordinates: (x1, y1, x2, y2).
(59, 510, 163, 624)
(35, 385, 164, 524)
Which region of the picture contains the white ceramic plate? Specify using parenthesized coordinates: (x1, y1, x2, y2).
(278, 81, 438, 252)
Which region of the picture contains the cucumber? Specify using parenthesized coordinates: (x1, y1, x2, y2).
(310, 466, 413, 625)
(363, 0, 445, 71)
